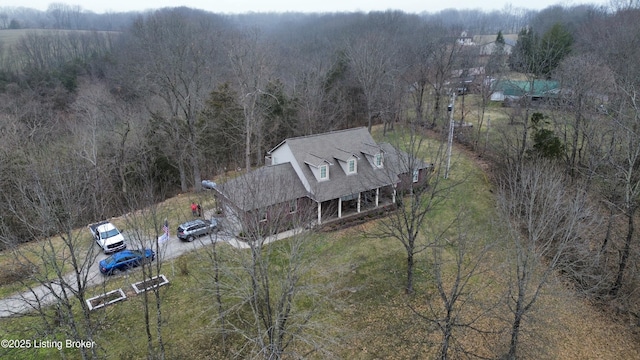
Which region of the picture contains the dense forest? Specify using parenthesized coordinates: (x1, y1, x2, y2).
(1, 2, 640, 358)
(0, 3, 614, 232)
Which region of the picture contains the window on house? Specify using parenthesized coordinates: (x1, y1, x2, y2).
(260, 209, 268, 222)
(348, 159, 356, 174)
(412, 169, 419, 183)
(375, 153, 383, 168)
(320, 165, 328, 180)
(289, 200, 297, 213)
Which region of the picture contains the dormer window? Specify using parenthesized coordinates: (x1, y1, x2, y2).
(375, 153, 383, 168)
(320, 165, 328, 180)
(347, 158, 357, 174)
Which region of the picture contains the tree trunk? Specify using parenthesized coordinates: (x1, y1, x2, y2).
(415, 87, 425, 125)
(610, 208, 635, 296)
(601, 205, 614, 253)
(191, 154, 202, 192)
(432, 91, 441, 128)
(439, 321, 452, 360)
(179, 161, 187, 193)
(245, 114, 252, 172)
(189, 117, 202, 192)
(406, 250, 414, 294)
(507, 311, 523, 360)
(569, 99, 582, 177)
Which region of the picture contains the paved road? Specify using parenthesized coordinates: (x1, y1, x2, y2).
(0, 222, 302, 318)
(0, 228, 233, 318)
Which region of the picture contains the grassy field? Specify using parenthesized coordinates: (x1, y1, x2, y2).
(0, 28, 120, 67)
(0, 29, 29, 48)
(1, 127, 639, 359)
(0, 29, 120, 46)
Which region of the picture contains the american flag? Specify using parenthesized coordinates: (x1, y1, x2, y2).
(159, 219, 169, 243)
(162, 220, 169, 237)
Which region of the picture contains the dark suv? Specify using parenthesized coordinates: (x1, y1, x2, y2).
(177, 219, 218, 242)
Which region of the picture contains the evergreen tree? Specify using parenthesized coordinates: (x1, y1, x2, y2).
(259, 80, 298, 149)
(528, 112, 564, 159)
(509, 28, 536, 73)
(199, 83, 245, 170)
(496, 30, 505, 46)
(538, 23, 573, 76)
(509, 24, 572, 77)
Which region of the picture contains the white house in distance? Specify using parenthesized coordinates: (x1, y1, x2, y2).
(213, 127, 431, 236)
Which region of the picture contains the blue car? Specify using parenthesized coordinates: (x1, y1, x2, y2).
(99, 249, 155, 275)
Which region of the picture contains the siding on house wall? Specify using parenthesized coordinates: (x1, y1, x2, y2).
(397, 168, 430, 192)
(271, 143, 312, 191)
(244, 197, 315, 236)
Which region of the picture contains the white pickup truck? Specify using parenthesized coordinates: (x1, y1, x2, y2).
(88, 221, 126, 253)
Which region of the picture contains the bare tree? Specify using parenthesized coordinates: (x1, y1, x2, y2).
(497, 159, 594, 359)
(208, 168, 337, 359)
(399, 23, 444, 126)
(121, 188, 168, 360)
(120, 9, 224, 191)
(225, 28, 275, 171)
(0, 150, 101, 360)
(70, 80, 145, 215)
(425, 32, 463, 129)
(577, 5, 640, 301)
(373, 126, 459, 294)
(606, 85, 640, 297)
(344, 31, 396, 133)
(554, 53, 616, 177)
(290, 60, 339, 135)
(411, 212, 495, 359)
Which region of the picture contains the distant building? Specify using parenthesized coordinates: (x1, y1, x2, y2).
(479, 38, 516, 56)
(490, 79, 560, 102)
(457, 31, 475, 45)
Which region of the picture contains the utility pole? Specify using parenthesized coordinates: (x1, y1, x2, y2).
(445, 93, 456, 179)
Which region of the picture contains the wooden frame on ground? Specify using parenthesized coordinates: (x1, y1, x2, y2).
(131, 274, 169, 294)
(86, 288, 127, 311)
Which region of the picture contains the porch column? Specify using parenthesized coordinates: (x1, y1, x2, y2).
(392, 187, 396, 204)
(357, 192, 361, 213)
(375, 188, 379, 207)
(338, 197, 342, 218)
(317, 202, 322, 225)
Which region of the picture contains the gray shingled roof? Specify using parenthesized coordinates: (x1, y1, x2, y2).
(379, 142, 432, 176)
(216, 162, 309, 211)
(279, 127, 380, 163)
(219, 127, 432, 211)
(273, 127, 411, 203)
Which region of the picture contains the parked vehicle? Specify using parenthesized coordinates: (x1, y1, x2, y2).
(177, 219, 218, 242)
(99, 249, 155, 275)
(201, 180, 217, 189)
(88, 221, 126, 253)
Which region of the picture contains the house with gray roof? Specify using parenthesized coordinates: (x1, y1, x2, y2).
(214, 127, 431, 236)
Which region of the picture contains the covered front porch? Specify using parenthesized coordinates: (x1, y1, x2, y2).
(315, 185, 396, 225)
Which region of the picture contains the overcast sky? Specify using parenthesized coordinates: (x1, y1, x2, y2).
(2, 0, 611, 14)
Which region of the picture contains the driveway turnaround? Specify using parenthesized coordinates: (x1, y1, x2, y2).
(0, 225, 303, 318)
